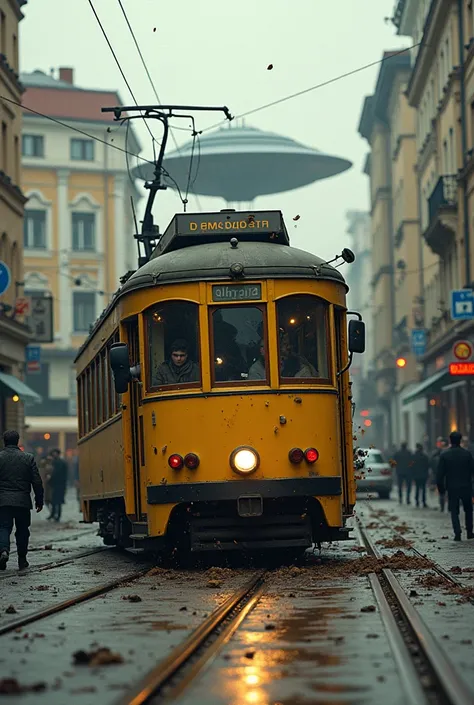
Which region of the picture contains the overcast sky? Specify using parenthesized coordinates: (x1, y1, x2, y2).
(20, 0, 409, 262)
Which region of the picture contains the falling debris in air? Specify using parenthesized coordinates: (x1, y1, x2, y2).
(153, 27, 157, 32)
(267, 64, 273, 70)
(293, 215, 300, 221)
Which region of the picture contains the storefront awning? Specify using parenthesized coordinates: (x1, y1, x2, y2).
(402, 367, 449, 406)
(0, 372, 42, 404)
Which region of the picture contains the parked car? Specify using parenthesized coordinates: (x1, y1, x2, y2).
(356, 448, 392, 499)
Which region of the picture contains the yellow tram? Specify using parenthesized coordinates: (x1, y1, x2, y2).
(75, 209, 365, 556)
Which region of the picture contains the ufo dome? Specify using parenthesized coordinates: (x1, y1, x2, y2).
(133, 124, 352, 202)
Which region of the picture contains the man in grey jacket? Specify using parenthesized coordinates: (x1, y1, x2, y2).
(0, 430, 44, 570)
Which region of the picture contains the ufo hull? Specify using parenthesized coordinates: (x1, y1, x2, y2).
(133, 125, 352, 202)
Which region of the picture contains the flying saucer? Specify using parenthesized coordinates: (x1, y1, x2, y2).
(133, 123, 352, 202)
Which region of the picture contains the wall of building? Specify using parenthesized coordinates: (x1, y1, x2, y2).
(19, 71, 142, 451)
(0, 0, 32, 437)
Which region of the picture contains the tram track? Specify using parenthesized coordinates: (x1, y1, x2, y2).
(362, 502, 474, 604)
(0, 565, 151, 636)
(112, 571, 267, 705)
(356, 520, 473, 705)
(7, 526, 99, 558)
(0, 546, 109, 580)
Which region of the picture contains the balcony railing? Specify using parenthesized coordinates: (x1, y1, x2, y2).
(428, 175, 458, 223)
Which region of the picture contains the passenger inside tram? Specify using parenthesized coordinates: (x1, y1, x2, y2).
(212, 307, 259, 383)
(279, 333, 318, 378)
(248, 340, 266, 380)
(154, 339, 200, 386)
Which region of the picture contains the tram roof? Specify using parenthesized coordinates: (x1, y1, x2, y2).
(75, 210, 347, 361)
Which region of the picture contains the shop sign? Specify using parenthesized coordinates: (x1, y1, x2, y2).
(449, 362, 474, 376)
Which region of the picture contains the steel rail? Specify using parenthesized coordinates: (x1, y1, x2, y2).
(113, 572, 266, 705)
(8, 527, 99, 556)
(0, 546, 109, 580)
(363, 502, 474, 603)
(0, 566, 150, 636)
(358, 521, 473, 705)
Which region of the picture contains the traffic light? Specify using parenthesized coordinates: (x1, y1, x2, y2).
(396, 357, 407, 368)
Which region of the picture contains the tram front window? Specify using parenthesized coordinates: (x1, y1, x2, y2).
(146, 302, 201, 389)
(277, 296, 330, 382)
(211, 306, 267, 384)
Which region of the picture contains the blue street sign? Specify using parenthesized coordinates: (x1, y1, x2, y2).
(0, 261, 11, 296)
(411, 329, 426, 356)
(26, 346, 41, 363)
(451, 289, 474, 320)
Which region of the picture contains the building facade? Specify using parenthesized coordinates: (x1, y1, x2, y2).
(394, 0, 474, 444)
(358, 50, 424, 451)
(345, 211, 376, 434)
(20, 68, 141, 455)
(0, 0, 40, 438)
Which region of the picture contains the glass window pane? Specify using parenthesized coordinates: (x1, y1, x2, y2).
(147, 302, 200, 389)
(73, 292, 96, 332)
(277, 296, 329, 381)
(212, 306, 265, 383)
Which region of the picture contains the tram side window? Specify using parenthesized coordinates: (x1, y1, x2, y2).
(277, 296, 330, 381)
(211, 306, 266, 384)
(146, 302, 201, 389)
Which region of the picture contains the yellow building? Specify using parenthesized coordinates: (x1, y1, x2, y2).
(20, 67, 141, 456)
(0, 0, 40, 438)
(395, 0, 474, 442)
(358, 49, 423, 450)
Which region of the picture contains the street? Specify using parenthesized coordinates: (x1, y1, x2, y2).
(0, 488, 473, 704)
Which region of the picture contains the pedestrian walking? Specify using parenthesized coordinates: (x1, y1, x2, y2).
(437, 431, 474, 541)
(0, 430, 44, 571)
(412, 443, 430, 508)
(393, 442, 414, 504)
(38, 453, 53, 511)
(430, 438, 448, 512)
(48, 449, 68, 522)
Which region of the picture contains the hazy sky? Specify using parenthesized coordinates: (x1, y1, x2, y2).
(20, 0, 409, 262)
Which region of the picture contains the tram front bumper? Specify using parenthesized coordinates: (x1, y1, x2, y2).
(147, 477, 343, 551)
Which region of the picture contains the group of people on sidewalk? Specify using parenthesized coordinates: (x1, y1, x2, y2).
(392, 432, 474, 541)
(0, 430, 69, 571)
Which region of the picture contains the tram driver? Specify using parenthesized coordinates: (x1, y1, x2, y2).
(155, 339, 200, 386)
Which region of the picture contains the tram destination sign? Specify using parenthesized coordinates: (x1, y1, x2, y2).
(176, 211, 282, 236)
(157, 210, 289, 255)
(212, 283, 262, 302)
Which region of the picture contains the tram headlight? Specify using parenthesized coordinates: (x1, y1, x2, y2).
(230, 446, 259, 475)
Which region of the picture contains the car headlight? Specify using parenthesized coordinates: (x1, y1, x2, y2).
(230, 446, 259, 475)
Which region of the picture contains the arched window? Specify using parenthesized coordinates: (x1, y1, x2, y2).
(146, 301, 200, 390)
(276, 295, 330, 383)
(210, 305, 267, 385)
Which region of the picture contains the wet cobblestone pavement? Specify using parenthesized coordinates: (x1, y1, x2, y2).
(0, 490, 473, 704)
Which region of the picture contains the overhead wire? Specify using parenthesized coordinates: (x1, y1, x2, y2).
(87, 0, 159, 152)
(115, 0, 203, 212)
(201, 43, 420, 134)
(14, 43, 424, 215)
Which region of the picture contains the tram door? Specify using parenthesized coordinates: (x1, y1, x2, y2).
(127, 320, 146, 521)
(335, 311, 351, 514)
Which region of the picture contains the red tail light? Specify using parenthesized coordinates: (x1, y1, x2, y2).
(380, 468, 392, 476)
(304, 448, 319, 463)
(289, 448, 304, 464)
(184, 453, 200, 470)
(168, 454, 184, 470)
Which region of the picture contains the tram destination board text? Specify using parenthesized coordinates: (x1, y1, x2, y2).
(175, 211, 283, 236)
(212, 284, 262, 301)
